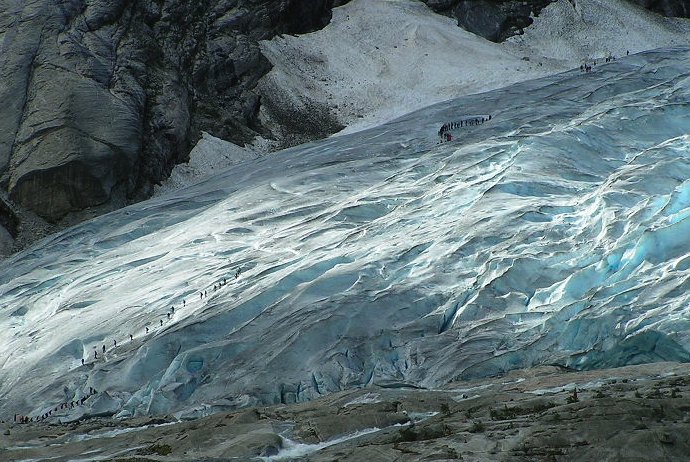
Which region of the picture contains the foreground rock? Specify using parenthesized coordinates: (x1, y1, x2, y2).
(3, 362, 690, 461)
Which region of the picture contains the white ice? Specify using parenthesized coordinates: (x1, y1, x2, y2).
(259, 0, 690, 136)
(1, 20, 690, 424)
(164, 0, 690, 194)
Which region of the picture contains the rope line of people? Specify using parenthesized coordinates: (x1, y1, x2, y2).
(581, 50, 629, 73)
(10, 269, 244, 425)
(438, 114, 492, 142)
(13, 387, 98, 424)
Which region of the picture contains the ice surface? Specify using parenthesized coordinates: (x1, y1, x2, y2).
(2, 47, 690, 420)
(158, 0, 690, 194)
(258, 0, 690, 136)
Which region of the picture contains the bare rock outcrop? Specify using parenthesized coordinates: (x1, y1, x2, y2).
(0, 0, 347, 247)
(627, 0, 690, 16)
(422, 0, 690, 43)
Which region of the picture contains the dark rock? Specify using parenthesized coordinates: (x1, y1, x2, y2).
(626, 0, 690, 17)
(420, 0, 557, 42)
(421, 0, 690, 43)
(0, 0, 350, 231)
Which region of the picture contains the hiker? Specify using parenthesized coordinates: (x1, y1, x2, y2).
(160, 319, 163, 327)
(167, 313, 171, 319)
(113, 339, 117, 347)
(489, 115, 492, 120)
(130, 334, 133, 341)
(146, 327, 149, 334)
(94, 351, 98, 359)
(204, 290, 207, 297)
(626, 50, 629, 56)
(102, 345, 105, 354)
(171, 306, 175, 313)
(200, 292, 203, 300)
(81, 358, 84, 365)
(183, 300, 186, 307)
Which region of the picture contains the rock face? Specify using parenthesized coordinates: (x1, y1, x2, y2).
(422, 0, 690, 42)
(0, 0, 348, 232)
(628, 0, 690, 16)
(421, 0, 557, 42)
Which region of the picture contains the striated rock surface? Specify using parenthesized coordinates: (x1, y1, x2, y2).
(0, 0, 348, 233)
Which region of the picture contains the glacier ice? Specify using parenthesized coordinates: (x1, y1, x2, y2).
(2, 47, 690, 420)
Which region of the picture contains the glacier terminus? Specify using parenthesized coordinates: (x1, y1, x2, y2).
(2, 47, 690, 424)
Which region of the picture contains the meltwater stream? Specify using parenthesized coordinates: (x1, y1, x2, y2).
(1, 47, 690, 420)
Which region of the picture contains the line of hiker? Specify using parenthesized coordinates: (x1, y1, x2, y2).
(85, 270, 243, 366)
(13, 387, 98, 424)
(580, 51, 629, 73)
(12, 270, 247, 425)
(83, 299, 187, 364)
(201, 271, 240, 300)
(438, 115, 492, 142)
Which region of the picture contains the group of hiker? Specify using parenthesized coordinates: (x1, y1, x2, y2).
(13, 387, 98, 424)
(581, 50, 630, 73)
(201, 271, 239, 300)
(438, 115, 492, 142)
(10, 270, 244, 425)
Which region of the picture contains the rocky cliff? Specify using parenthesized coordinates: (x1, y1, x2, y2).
(0, 0, 347, 254)
(628, 0, 690, 16)
(422, 0, 690, 42)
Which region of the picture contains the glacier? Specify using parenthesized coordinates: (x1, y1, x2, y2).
(2, 47, 690, 421)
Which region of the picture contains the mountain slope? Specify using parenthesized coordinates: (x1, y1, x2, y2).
(1, 46, 690, 421)
(257, 0, 690, 138)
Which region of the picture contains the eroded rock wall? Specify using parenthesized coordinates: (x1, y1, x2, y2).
(0, 0, 347, 235)
(628, 0, 690, 16)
